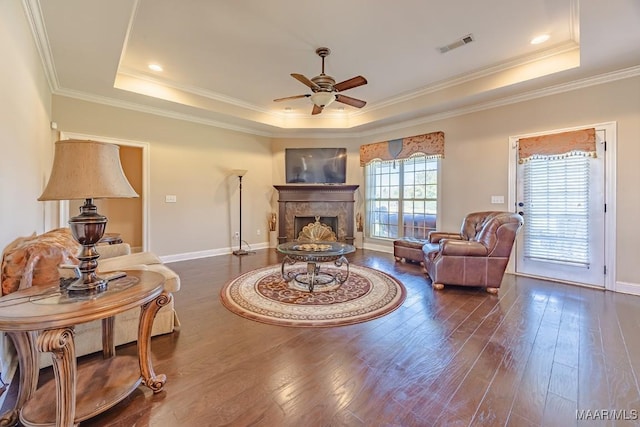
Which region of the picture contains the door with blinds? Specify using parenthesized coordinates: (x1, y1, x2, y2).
(515, 127, 606, 287)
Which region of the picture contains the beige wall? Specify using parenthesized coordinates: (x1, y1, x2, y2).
(51, 78, 640, 285)
(0, 2, 53, 249)
(52, 97, 273, 257)
(353, 76, 640, 284)
(0, 0, 54, 383)
(11, 10, 634, 285)
(271, 77, 640, 284)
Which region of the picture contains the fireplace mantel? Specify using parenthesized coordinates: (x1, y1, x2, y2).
(274, 185, 359, 243)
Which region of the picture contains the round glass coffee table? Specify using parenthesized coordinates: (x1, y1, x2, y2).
(277, 241, 355, 292)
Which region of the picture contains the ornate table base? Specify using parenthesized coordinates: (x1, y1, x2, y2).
(281, 255, 350, 292)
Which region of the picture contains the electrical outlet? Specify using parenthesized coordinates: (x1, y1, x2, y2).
(256, 229, 261, 236)
(233, 232, 239, 241)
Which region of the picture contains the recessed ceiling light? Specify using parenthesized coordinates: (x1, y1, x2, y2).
(530, 34, 550, 45)
(148, 63, 163, 72)
(284, 107, 293, 112)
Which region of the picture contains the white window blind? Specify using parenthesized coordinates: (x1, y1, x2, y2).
(523, 156, 590, 267)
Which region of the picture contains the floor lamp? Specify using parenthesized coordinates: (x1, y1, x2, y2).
(231, 169, 249, 256)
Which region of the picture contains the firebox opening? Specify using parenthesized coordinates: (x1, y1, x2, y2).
(294, 216, 338, 240)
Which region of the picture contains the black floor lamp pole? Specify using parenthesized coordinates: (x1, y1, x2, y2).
(233, 171, 248, 256)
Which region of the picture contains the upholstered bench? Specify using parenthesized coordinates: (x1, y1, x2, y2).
(393, 237, 428, 265)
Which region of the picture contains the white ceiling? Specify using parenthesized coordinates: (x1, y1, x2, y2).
(27, 0, 640, 136)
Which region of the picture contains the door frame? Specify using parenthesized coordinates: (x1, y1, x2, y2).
(57, 132, 151, 252)
(507, 122, 617, 291)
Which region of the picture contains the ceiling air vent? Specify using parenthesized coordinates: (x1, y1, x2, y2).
(438, 34, 474, 54)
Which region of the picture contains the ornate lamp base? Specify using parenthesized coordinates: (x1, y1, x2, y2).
(67, 198, 108, 294)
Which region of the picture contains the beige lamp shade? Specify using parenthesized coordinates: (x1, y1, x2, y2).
(38, 140, 139, 201)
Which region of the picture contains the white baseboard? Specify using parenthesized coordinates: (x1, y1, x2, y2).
(615, 281, 640, 296)
(161, 241, 394, 263)
(160, 248, 229, 263)
(363, 242, 393, 254)
(159, 242, 271, 263)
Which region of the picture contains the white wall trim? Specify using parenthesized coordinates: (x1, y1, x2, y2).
(58, 132, 151, 252)
(160, 242, 271, 263)
(363, 242, 393, 254)
(615, 281, 640, 296)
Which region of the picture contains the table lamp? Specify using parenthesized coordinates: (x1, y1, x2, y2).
(38, 140, 139, 294)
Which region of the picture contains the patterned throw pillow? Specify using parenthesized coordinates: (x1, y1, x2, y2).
(1, 228, 79, 295)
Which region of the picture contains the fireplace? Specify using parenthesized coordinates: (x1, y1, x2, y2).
(274, 185, 359, 244)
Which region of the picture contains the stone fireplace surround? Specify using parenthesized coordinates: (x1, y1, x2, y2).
(274, 185, 359, 244)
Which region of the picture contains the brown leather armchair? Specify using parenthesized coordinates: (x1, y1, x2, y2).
(422, 211, 523, 293)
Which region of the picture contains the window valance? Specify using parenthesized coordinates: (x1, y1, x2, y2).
(518, 128, 596, 163)
(360, 131, 445, 166)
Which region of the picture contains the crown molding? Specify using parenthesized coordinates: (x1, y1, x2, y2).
(52, 65, 640, 140)
(24, 0, 640, 140)
(22, 0, 59, 91)
(351, 65, 640, 139)
(52, 87, 276, 138)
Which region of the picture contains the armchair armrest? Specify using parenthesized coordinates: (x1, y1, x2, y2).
(96, 243, 131, 259)
(440, 239, 488, 256)
(428, 232, 462, 243)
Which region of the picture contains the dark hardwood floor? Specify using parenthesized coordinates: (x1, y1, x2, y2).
(5, 249, 640, 426)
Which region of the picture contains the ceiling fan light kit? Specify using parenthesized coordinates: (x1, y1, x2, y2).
(310, 91, 335, 108)
(274, 47, 367, 115)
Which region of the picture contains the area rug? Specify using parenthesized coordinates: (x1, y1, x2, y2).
(220, 264, 406, 327)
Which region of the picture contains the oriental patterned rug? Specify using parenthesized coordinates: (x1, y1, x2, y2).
(220, 264, 406, 327)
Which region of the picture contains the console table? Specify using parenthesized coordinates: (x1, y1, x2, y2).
(0, 270, 170, 427)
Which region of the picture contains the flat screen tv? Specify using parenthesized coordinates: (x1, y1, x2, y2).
(285, 148, 347, 184)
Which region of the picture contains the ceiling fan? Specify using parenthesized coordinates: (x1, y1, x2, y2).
(274, 47, 368, 115)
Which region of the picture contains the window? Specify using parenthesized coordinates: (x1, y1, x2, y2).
(522, 155, 590, 266)
(365, 155, 438, 239)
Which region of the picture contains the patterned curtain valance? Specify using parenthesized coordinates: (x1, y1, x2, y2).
(518, 128, 596, 163)
(360, 131, 445, 166)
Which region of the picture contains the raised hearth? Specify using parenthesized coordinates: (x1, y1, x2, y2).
(274, 185, 359, 244)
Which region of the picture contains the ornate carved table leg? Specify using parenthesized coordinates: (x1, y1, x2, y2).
(0, 332, 39, 427)
(138, 292, 172, 393)
(37, 328, 76, 427)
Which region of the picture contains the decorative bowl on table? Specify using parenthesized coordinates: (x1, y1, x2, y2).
(293, 243, 332, 252)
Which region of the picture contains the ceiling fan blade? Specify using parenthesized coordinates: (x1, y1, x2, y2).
(312, 104, 323, 115)
(291, 73, 320, 90)
(333, 75, 367, 92)
(273, 94, 310, 102)
(335, 94, 366, 108)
